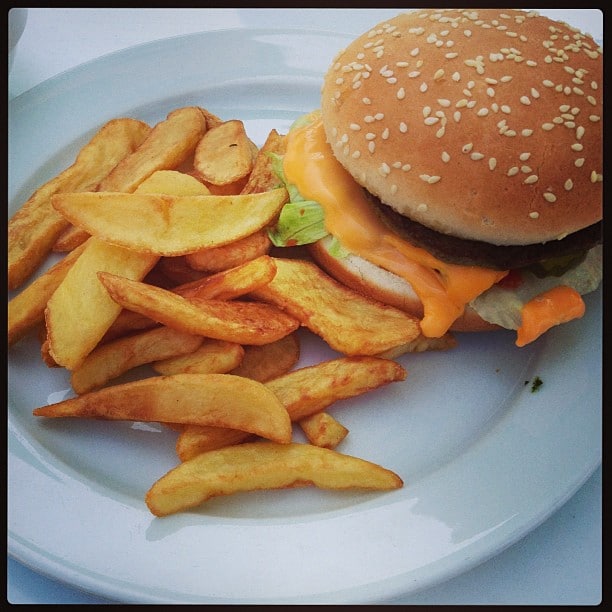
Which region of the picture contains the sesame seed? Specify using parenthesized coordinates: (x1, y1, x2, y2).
(471, 152, 485, 161)
(576, 126, 585, 139)
(529, 211, 540, 218)
(524, 175, 538, 184)
(575, 158, 585, 167)
(434, 69, 445, 80)
(452, 71, 461, 81)
(508, 166, 520, 176)
(462, 143, 473, 153)
(564, 179, 573, 190)
(362, 97, 372, 105)
(368, 141, 375, 153)
(477, 108, 489, 117)
(519, 152, 531, 161)
(419, 82, 428, 93)
(441, 151, 451, 162)
(501, 105, 511, 114)
(542, 123, 555, 131)
(417, 203, 428, 212)
(397, 87, 406, 100)
(381, 128, 389, 140)
(351, 150, 361, 159)
(374, 113, 384, 120)
(399, 122, 408, 133)
(520, 96, 531, 105)
(438, 99, 451, 107)
(365, 132, 376, 140)
(571, 143, 584, 152)
(423, 106, 432, 117)
(521, 129, 534, 137)
(349, 123, 361, 131)
(390, 184, 398, 195)
(543, 192, 557, 202)
(453, 111, 461, 122)
(401, 164, 411, 172)
(379, 163, 391, 176)
(488, 158, 497, 171)
(424, 117, 439, 125)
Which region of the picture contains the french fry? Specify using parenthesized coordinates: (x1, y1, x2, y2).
(185, 229, 272, 273)
(52, 225, 90, 252)
(240, 129, 286, 195)
(45, 238, 158, 370)
(98, 272, 300, 346)
(299, 412, 349, 449)
(96, 107, 207, 193)
(134, 169, 210, 196)
(8, 240, 89, 346)
(178, 255, 277, 301)
(71, 326, 205, 394)
(251, 258, 421, 356)
(33, 373, 292, 445)
(101, 256, 277, 343)
(51, 188, 288, 256)
(146, 441, 403, 516)
(229, 333, 300, 382)
(8, 117, 151, 289)
(194, 120, 256, 186)
(175, 356, 406, 460)
(152, 339, 244, 376)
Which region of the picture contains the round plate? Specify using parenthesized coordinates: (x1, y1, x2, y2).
(8, 28, 602, 604)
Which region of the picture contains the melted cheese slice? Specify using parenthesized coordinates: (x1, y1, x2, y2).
(516, 285, 585, 347)
(283, 116, 507, 337)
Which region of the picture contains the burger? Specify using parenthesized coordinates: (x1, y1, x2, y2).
(268, 9, 602, 346)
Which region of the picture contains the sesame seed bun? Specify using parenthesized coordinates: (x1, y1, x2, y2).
(320, 8, 602, 246)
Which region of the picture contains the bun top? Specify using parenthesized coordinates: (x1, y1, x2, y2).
(321, 9, 602, 245)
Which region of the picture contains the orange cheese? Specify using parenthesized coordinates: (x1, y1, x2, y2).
(516, 285, 585, 347)
(283, 116, 507, 337)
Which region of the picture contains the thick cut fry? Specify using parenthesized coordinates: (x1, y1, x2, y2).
(134, 169, 211, 196)
(8, 240, 89, 346)
(185, 229, 272, 273)
(8, 118, 151, 289)
(152, 339, 244, 375)
(101, 257, 276, 342)
(33, 373, 292, 445)
(52, 225, 90, 252)
(240, 129, 286, 195)
(71, 326, 204, 394)
(229, 333, 300, 382)
(51, 188, 288, 256)
(299, 412, 349, 449)
(194, 120, 256, 185)
(98, 272, 300, 346)
(45, 238, 158, 370)
(176, 356, 406, 460)
(177, 255, 277, 301)
(96, 107, 207, 193)
(251, 258, 421, 355)
(146, 441, 403, 516)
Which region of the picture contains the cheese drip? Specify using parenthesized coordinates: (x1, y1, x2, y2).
(283, 116, 507, 337)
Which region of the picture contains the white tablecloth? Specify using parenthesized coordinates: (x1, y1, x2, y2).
(8, 8, 602, 605)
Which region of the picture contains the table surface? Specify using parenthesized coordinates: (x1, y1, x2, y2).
(7, 7, 602, 605)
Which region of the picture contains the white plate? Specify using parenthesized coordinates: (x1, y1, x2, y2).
(8, 28, 602, 604)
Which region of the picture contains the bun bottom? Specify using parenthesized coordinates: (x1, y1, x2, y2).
(308, 237, 498, 333)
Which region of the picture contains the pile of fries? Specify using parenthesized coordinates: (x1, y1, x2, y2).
(9, 106, 456, 517)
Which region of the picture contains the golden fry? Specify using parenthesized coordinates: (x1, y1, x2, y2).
(96, 107, 206, 193)
(8, 117, 151, 289)
(8, 240, 88, 346)
(33, 373, 292, 445)
(71, 326, 204, 394)
(299, 412, 349, 449)
(51, 188, 288, 256)
(185, 229, 271, 273)
(98, 272, 300, 346)
(146, 441, 403, 516)
(194, 120, 256, 186)
(45, 238, 158, 370)
(229, 333, 300, 382)
(240, 129, 286, 195)
(152, 339, 244, 376)
(251, 258, 421, 356)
